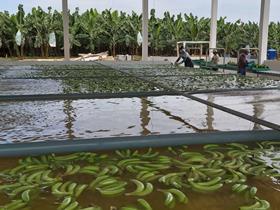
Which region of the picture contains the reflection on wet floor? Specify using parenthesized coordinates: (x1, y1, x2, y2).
(0, 96, 269, 143)
(195, 90, 280, 126)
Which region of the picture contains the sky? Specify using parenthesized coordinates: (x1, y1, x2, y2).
(1, 0, 280, 23)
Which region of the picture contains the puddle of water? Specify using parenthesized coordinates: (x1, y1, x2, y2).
(195, 90, 280, 126)
(0, 96, 269, 143)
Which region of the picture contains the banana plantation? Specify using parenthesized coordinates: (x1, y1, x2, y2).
(0, 4, 280, 58)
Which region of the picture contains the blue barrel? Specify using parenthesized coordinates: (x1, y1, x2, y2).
(267, 49, 277, 60)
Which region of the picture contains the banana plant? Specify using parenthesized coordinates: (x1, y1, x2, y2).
(1, 4, 280, 58)
(101, 9, 127, 56)
(12, 4, 27, 57)
(0, 11, 17, 56)
(79, 8, 103, 53)
(268, 22, 280, 52)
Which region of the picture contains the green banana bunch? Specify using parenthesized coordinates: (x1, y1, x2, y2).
(118, 158, 149, 168)
(168, 147, 178, 155)
(52, 181, 87, 198)
(21, 164, 49, 174)
(223, 158, 244, 170)
(246, 165, 267, 176)
(54, 153, 80, 162)
(199, 168, 225, 178)
(19, 156, 53, 165)
(136, 171, 161, 182)
(0, 199, 27, 210)
(17, 169, 59, 186)
(79, 166, 100, 175)
(7, 184, 37, 197)
(227, 143, 249, 151)
(188, 177, 223, 193)
(158, 188, 188, 205)
(240, 197, 270, 210)
(126, 179, 153, 196)
(6, 165, 26, 177)
(64, 165, 81, 176)
(159, 172, 185, 188)
(0, 183, 23, 192)
(232, 184, 249, 194)
(203, 144, 223, 150)
(187, 167, 207, 181)
(225, 169, 246, 184)
(206, 151, 225, 160)
(142, 148, 159, 159)
(90, 175, 127, 197)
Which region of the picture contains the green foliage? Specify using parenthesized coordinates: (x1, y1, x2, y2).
(0, 5, 280, 57)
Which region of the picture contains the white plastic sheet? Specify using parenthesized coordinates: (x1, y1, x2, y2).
(137, 32, 142, 46)
(49, 32, 56, 47)
(15, 30, 22, 46)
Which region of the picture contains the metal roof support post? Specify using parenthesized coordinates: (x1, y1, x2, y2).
(258, 0, 271, 64)
(210, 0, 218, 57)
(62, 0, 70, 61)
(142, 0, 149, 61)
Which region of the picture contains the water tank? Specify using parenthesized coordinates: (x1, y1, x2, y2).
(267, 49, 277, 60)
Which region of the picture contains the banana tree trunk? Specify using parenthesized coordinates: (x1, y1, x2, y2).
(112, 44, 116, 57)
(15, 46, 20, 57)
(40, 46, 45, 57)
(20, 44, 24, 57)
(6, 45, 13, 57)
(45, 44, 49, 57)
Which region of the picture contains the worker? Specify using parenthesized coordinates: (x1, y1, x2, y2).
(211, 51, 219, 71)
(238, 50, 249, 76)
(175, 46, 194, 68)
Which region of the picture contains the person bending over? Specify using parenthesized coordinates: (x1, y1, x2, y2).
(175, 46, 194, 67)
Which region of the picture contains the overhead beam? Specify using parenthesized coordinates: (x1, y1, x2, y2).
(258, 0, 271, 64)
(210, 0, 218, 52)
(62, 0, 70, 61)
(142, 0, 149, 61)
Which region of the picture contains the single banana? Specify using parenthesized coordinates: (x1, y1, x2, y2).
(167, 189, 188, 203)
(21, 189, 31, 202)
(137, 199, 152, 210)
(96, 186, 125, 196)
(125, 179, 145, 196)
(163, 192, 175, 208)
(249, 187, 258, 197)
(74, 184, 88, 197)
(64, 201, 79, 210)
(58, 196, 72, 210)
(190, 177, 222, 186)
(188, 179, 223, 192)
(239, 201, 261, 210)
